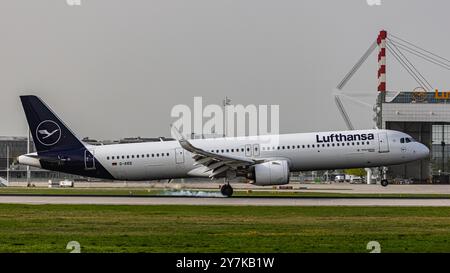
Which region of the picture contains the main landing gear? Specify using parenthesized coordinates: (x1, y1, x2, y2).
(220, 183, 234, 197)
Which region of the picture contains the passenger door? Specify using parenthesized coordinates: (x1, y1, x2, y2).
(378, 132, 390, 153)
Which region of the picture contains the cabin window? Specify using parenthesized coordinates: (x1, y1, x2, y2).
(156, 153, 159, 157)
(367, 141, 370, 145)
(137, 155, 140, 158)
(147, 154, 150, 157)
(332, 144, 335, 147)
(132, 155, 135, 158)
(336, 143, 340, 147)
(356, 142, 360, 145)
(107, 157, 110, 160)
(352, 142, 355, 146)
(167, 153, 169, 156)
(111, 156, 114, 160)
(307, 145, 310, 148)
(226, 149, 229, 153)
(152, 154, 154, 157)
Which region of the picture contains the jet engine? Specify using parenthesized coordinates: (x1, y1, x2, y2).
(249, 160, 290, 186)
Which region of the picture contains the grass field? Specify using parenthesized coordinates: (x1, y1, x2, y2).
(1, 187, 450, 198)
(0, 204, 449, 253)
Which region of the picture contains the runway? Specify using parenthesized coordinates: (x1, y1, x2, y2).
(9, 181, 450, 195)
(1, 195, 450, 206)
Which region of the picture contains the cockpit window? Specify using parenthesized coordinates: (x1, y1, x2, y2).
(405, 138, 411, 143)
(400, 138, 405, 144)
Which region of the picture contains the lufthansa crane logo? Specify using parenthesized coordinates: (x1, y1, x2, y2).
(36, 120, 62, 146)
(412, 87, 427, 103)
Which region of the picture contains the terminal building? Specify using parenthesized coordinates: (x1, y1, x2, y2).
(379, 90, 450, 183)
(334, 30, 450, 184)
(0, 136, 81, 182)
(374, 30, 450, 183)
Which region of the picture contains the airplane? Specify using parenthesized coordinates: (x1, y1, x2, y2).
(17, 95, 430, 197)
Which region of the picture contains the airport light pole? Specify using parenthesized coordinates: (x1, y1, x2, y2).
(27, 128, 31, 186)
(223, 97, 231, 137)
(6, 145, 9, 184)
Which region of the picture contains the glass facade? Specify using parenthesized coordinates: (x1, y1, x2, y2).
(0, 137, 33, 171)
(431, 125, 450, 174)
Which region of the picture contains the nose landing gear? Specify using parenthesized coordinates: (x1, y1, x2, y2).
(379, 166, 389, 187)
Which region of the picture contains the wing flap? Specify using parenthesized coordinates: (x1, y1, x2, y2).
(171, 125, 257, 178)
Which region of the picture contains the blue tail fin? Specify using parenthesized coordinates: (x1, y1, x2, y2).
(20, 95, 85, 153)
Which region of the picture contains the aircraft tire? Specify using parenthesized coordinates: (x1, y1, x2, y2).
(220, 184, 234, 197)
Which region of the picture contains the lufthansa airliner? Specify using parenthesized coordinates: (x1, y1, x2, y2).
(17, 96, 429, 196)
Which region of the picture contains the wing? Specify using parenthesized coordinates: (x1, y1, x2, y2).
(171, 125, 259, 179)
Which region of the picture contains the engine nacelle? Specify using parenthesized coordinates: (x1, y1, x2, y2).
(251, 160, 290, 186)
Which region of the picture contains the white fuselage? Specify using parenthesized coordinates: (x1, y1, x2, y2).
(62, 129, 428, 181)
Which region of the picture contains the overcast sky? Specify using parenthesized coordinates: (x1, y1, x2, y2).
(1, 0, 449, 140)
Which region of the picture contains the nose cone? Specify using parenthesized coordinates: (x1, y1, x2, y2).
(418, 144, 430, 159)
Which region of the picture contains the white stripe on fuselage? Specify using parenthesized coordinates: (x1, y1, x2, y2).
(91, 129, 427, 181)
